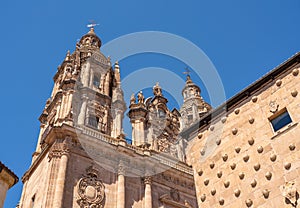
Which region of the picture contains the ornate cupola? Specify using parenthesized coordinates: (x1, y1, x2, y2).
(180, 75, 211, 129)
(78, 27, 102, 49)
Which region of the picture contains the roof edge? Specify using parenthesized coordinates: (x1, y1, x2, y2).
(0, 161, 19, 187)
(180, 51, 300, 138)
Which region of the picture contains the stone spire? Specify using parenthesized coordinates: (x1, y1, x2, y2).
(180, 75, 211, 129)
(111, 61, 126, 138)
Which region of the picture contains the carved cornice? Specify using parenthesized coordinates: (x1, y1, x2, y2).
(48, 137, 72, 160)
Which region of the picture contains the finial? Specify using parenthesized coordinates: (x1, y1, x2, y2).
(65, 50, 71, 61)
(87, 20, 99, 33)
(183, 66, 191, 76)
(183, 67, 193, 83)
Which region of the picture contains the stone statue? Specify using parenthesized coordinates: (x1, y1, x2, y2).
(137, 91, 144, 104)
(130, 93, 136, 104)
(153, 82, 163, 96)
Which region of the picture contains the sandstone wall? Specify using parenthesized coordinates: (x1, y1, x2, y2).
(186, 65, 300, 207)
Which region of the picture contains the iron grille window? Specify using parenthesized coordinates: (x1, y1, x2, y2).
(270, 109, 292, 132)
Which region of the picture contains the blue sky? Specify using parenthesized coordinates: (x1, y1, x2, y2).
(1, 0, 300, 207)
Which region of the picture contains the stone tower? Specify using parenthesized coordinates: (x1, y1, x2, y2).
(180, 75, 211, 130)
(18, 28, 198, 208)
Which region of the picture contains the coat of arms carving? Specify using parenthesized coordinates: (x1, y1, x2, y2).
(77, 166, 105, 208)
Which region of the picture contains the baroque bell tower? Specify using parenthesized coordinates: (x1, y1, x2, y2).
(19, 28, 198, 208)
(19, 27, 126, 208)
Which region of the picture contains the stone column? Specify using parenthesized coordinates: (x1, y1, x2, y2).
(82, 62, 91, 87)
(0, 181, 9, 208)
(78, 95, 88, 125)
(144, 176, 152, 208)
(117, 162, 125, 208)
(51, 139, 70, 208)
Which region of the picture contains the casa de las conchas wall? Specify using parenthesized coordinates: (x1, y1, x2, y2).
(17, 27, 300, 208)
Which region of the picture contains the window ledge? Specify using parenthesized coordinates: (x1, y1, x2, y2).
(271, 122, 298, 140)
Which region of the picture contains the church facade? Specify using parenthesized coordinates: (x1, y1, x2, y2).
(17, 28, 300, 208)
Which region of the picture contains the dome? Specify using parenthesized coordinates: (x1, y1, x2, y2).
(79, 27, 102, 48)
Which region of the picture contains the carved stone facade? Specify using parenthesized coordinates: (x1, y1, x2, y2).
(17, 27, 300, 208)
(183, 53, 300, 207)
(18, 28, 198, 208)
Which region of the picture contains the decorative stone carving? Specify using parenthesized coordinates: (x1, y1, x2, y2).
(144, 176, 152, 185)
(234, 189, 241, 197)
(137, 91, 144, 104)
(257, 146, 263, 153)
(130, 93, 136, 104)
(200, 148, 205, 156)
(230, 163, 236, 170)
(219, 198, 224, 205)
(284, 162, 291, 170)
(209, 125, 215, 131)
(221, 116, 227, 123)
(269, 100, 279, 113)
(200, 194, 206, 202)
(248, 138, 254, 145)
(204, 178, 209, 186)
(197, 133, 203, 139)
(245, 199, 253, 207)
(234, 108, 240, 115)
(217, 171, 222, 178)
(77, 166, 105, 208)
(292, 68, 299, 76)
(224, 180, 230, 188)
(276, 79, 282, 87)
(243, 155, 250, 162)
(289, 144, 296, 151)
(270, 154, 277, 162)
(263, 189, 270, 199)
(291, 90, 298, 97)
(248, 117, 255, 124)
(254, 163, 261, 171)
(198, 169, 203, 176)
(209, 162, 215, 169)
(222, 154, 228, 162)
(48, 138, 71, 160)
(170, 188, 180, 202)
(153, 82, 163, 96)
(251, 96, 258, 103)
(281, 181, 298, 207)
(216, 138, 221, 145)
(239, 172, 245, 180)
(211, 188, 216, 196)
(232, 128, 238, 135)
(118, 161, 126, 176)
(235, 147, 241, 153)
(251, 179, 257, 188)
(265, 172, 272, 180)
